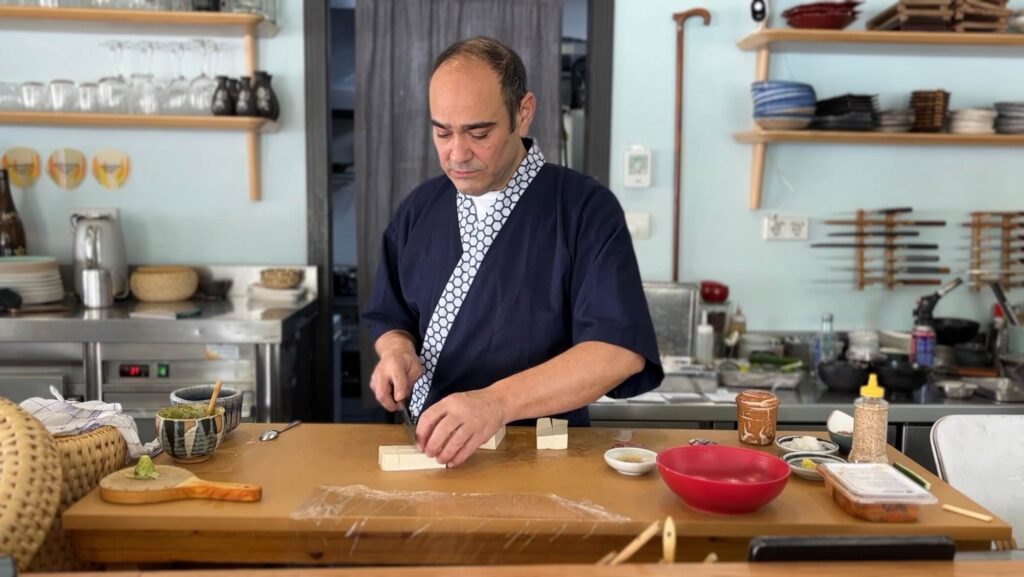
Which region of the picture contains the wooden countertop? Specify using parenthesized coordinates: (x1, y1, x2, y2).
(30, 560, 1024, 577)
(62, 424, 1011, 565)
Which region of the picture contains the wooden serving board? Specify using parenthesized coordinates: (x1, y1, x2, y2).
(99, 465, 262, 504)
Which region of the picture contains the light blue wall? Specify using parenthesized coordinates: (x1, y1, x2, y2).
(0, 3, 306, 266)
(610, 0, 1022, 331)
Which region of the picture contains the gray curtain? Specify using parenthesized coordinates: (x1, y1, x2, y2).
(354, 0, 563, 402)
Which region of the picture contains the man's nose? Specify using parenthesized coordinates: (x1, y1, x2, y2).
(449, 134, 473, 164)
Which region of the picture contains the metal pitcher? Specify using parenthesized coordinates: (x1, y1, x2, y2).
(71, 211, 129, 299)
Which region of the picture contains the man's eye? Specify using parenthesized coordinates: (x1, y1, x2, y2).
(470, 132, 489, 140)
(435, 131, 452, 139)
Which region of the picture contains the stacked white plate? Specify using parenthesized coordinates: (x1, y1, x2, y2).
(0, 257, 65, 305)
(876, 108, 915, 133)
(995, 102, 1024, 134)
(949, 108, 997, 134)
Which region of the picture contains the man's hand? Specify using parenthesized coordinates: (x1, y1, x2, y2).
(416, 389, 505, 468)
(370, 332, 422, 412)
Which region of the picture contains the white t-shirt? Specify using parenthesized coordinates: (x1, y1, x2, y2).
(469, 190, 502, 220)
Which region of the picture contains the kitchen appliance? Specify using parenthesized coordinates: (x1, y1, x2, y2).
(72, 210, 129, 300)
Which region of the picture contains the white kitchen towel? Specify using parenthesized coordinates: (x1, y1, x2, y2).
(20, 394, 158, 460)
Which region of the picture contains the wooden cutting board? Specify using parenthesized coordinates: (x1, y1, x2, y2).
(99, 465, 262, 505)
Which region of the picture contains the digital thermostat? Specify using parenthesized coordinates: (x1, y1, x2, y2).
(623, 145, 651, 188)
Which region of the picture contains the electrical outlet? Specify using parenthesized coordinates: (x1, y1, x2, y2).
(625, 212, 651, 240)
(763, 214, 809, 241)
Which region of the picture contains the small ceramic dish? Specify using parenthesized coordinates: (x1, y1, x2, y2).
(775, 434, 839, 456)
(604, 447, 658, 476)
(783, 452, 846, 481)
(937, 380, 978, 400)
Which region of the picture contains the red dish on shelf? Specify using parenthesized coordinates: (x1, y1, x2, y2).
(786, 12, 858, 30)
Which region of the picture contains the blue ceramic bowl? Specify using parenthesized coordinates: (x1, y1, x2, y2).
(155, 405, 225, 463)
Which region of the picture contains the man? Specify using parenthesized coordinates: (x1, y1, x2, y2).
(364, 36, 662, 468)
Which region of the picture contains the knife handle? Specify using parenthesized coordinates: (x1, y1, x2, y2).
(900, 267, 950, 274)
(897, 244, 939, 250)
(895, 279, 942, 286)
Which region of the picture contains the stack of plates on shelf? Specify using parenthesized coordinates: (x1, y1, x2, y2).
(751, 80, 817, 130)
(248, 283, 306, 304)
(876, 108, 916, 132)
(0, 257, 65, 305)
(949, 107, 997, 134)
(812, 94, 878, 131)
(782, 1, 862, 30)
(994, 101, 1024, 134)
(910, 90, 950, 132)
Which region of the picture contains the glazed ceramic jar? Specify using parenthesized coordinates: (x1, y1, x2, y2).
(736, 389, 779, 446)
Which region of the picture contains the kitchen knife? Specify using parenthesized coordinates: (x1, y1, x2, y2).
(812, 278, 942, 286)
(829, 266, 950, 274)
(811, 243, 939, 250)
(816, 255, 940, 263)
(835, 207, 914, 215)
(828, 231, 920, 238)
(396, 400, 418, 446)
(824, 219, 946, 227)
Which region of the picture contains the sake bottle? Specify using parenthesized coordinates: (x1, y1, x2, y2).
(0, 169, 27, 257)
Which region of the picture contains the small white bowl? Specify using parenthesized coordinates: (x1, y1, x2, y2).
(783, 452, 846, 481)
(604, 448, 658, 476)
(775, 435, 839, 456)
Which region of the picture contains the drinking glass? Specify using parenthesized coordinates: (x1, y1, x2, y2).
(98, 40, 129, 113)
(19, 82, 46, 111)
(0, 83, 20, 111)
(47, 80, 78, 112)
(129, 41, 161, 114)
(188, 39, 218, 114)
(160, 42, 191, 114)
(77, 82, 100, 113)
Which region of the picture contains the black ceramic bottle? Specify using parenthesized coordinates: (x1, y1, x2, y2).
(253, 71, 280, 121)
(192, 0, 219, 11)
(211, 76, 235, 116)
(235, 76, 258, 117)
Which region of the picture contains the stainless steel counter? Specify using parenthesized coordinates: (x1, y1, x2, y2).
(591, 377, 1024, 424)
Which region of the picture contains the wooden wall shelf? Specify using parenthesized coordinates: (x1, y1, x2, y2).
(734, 130, 1024, 146)
(736, 27, 1024, 210)
(0, 6, 277, 37)
(0, 5, 277, 201)
(0, 111, 276, 133)
(738, 28, 1024, 51)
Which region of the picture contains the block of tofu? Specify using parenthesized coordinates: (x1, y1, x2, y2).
(479, 425, 506, 450)
(536, 417, 568, 450)
(378, 445, 446, 472)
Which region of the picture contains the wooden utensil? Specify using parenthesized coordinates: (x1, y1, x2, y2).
(99, 465, 262, 504)
(206, 379, 223, 417)
(662, 516, 677, 564)
(609, 520, 661, 565)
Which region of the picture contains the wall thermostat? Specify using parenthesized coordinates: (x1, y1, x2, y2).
(623, 145, 651, 188)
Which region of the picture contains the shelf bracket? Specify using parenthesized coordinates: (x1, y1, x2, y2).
(749, 46, 771, 210)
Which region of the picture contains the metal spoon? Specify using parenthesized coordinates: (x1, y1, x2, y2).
(259, 419, 301, 442)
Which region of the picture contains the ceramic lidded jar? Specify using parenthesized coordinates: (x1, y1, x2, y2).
(736, 389, 779, 446)
(235, 76, 258, 117)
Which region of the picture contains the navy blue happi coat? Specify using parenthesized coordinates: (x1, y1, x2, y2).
(363, 154, 663, 426)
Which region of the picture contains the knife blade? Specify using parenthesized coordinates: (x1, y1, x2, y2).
(396, 400, 417, 446)
(828, 231, 920, 238)
(835, 207, 914, 215)
(816, 255, 940, 263)
(811, 243, 939, 250)
(829, 266, 950, 274)
(823, 219, 946, 227)
(812, 278, 942, 286)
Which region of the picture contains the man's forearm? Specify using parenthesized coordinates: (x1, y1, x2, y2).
(481, 341, 645, 424)
(375, 330, 417, 357)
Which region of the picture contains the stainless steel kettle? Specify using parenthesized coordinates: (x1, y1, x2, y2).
(72, 211, 129, 299)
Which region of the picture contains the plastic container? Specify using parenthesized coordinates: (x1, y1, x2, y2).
(819, 463, 937, 522)
(695, 311, 714, 365)
(849, 374, 890, 464)
(911, 324, 937, 367)
(815, 312, 837, 365)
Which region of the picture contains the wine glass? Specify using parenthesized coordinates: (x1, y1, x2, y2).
(160, 42, 191, 115)
(188, 39, 219, 115)
(129, 41, 161, 115)
(98, 40, 130, 113)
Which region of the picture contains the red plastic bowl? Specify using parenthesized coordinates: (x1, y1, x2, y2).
(657, 445, 790, 515)
(699, 280, 729, 304)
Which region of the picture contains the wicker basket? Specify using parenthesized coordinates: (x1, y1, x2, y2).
(27, 425, 127, 572)
(260, 267, 304, 290)
(0, 398, 62, 572)
(130, 266, 199, 302)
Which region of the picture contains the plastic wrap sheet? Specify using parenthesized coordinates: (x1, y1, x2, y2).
(289, 485, 633, 564)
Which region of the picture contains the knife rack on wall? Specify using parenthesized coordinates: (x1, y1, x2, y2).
(964, 212, 1024, 292)
(815, 208, 948, 290)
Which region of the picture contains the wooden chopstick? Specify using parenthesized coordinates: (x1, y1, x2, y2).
(609, 520, 662, 565)
(942, 504, 993, 522)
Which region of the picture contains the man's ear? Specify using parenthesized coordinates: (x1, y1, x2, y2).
(516, 92, 536, 136)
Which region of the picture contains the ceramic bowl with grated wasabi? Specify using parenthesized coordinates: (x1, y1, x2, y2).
(774, 434, 839, 456)
(155, 405, 225, 463)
